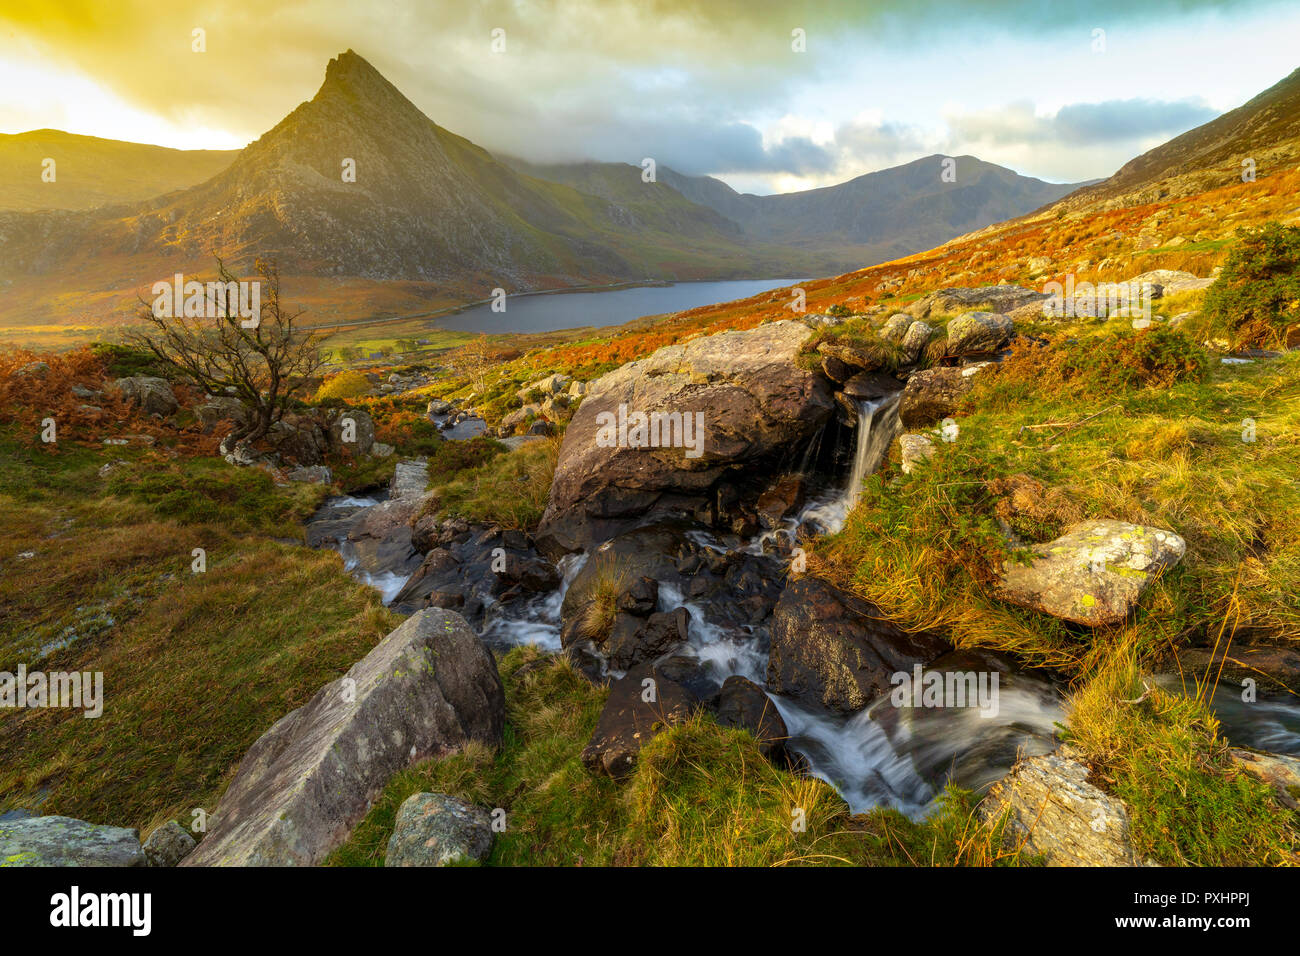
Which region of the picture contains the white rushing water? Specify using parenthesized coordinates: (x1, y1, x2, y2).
(791, 393, 901, 538)
(480, 552, 588, 651)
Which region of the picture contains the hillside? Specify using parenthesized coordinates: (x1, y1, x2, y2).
(659, 156, 1085, 260)
(1054, 65, 1300, 211)
(0, 130, 237, 212)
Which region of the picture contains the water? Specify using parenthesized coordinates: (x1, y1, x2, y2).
(432, 279, 802, 334)
(776, 675, 1064, 816)
(1154, 675, 1300, 756)
(481, 553, 588, 651)
(794, 393, 900, 537)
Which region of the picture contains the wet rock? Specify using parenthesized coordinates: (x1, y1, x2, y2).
(580, 663, 697, 779)
(997, 520, 1186, 627)
(708, 675, 789, 761)
(143, 821, 196, 867)
(1174, 644, 1300, 695)
(617, 576, 659, 616)
(181, 609, 504, 866)
(539, 321, 833, 553)
(0, 816, 146, 867)
(109, 375, 178, 417)
(755, 475, 806, 529)
(606, 607, 690, 672)
(841, 370, 904, 400)
(384, 793, 493, 867)
(899, 366, 974, 429)
(495, 553, 561, 594)
(767, 576, 949, 713)
(981, 749, 1143, 866)
(392, 548, 461, 606)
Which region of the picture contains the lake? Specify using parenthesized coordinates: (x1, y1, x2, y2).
(430, 279, 802, 334)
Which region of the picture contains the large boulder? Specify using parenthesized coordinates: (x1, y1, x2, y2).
(0, 816, 146, 866)
(981, 749, 1142, 866)
(907, 285, 1051, 320)
(899, 366, 974, 429)
(195, 396, 248, 432)
(110, 375, 178, 417)
(384, 792, 493, 867)
(181, 609, 504, 866)
(767, 576, 949, 713)
(580, 663, 697, 779)
(944, 312, 1014, 357)
(538, 321, 833, 552)
(328, 407, 376, 457)
(997, 520, 1186, 627)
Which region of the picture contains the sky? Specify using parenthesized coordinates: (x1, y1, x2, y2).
(1, 0, 1298, 195)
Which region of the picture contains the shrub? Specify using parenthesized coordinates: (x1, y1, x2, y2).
(315, 370, 372, 402)
(975, 328, 1209, 406)
(1202, 221, 1300, 348)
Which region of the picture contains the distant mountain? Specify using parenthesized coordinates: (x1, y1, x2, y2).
(0, 51, 1091, 329)
(1053, 65, 1300, 210)
(0, 130, 237, 212)
(0, 52, 832, 289)
(658, 157, 1084, 262)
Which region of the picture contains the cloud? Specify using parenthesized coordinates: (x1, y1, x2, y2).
(948, 97, 1219, 146)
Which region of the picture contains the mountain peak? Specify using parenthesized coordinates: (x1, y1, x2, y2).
(316, 49, 413, 110)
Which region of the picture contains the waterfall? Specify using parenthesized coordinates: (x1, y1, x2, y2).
(843, 393, 901, 516)
(798, 392, 901, 535)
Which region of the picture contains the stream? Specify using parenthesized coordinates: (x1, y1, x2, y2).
(310, 395, 1299, 819)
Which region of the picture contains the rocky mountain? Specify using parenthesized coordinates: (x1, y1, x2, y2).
(1052, 65, 1300, 211)
(658, 156, 1084, 262)
(0, 130, 237, 212)
(511, 154, 1084, 269)
(0, 52, 830, 289)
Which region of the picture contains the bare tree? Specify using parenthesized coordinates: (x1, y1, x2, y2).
(131, 257, 325, 446)
(453, 334, 493, 394)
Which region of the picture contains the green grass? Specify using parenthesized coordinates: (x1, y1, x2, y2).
(329, 647, 1026, 867)
(1068, 638, 1298, 865)
(422, 437, 559, 531)
(0, 427, 400, 834)
(813, 335, 1300, 864)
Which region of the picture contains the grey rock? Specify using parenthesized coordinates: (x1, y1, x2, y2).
(0, 815, 146, 867)
(384, 792, 493, 867)
(945, 311, 1014, 356)
(143, 820, 196, 867)
(998, 520, 1186, 627)
(110, 376, 178, 417)
(180, 609, 504, 866)
(982, 749, 1142, 866)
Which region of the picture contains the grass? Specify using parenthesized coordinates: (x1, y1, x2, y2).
(422, 436, 560, 531)
(328, 646, 1025, 867)
(813, 333, 1300, 863)
(0, 426, 401, 833)
(1067, 635, 1299, 865)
